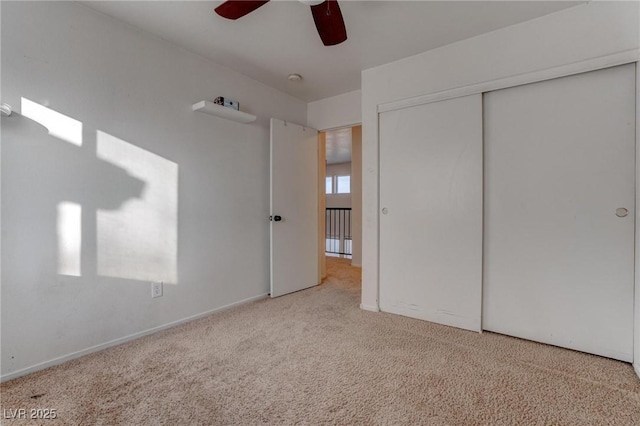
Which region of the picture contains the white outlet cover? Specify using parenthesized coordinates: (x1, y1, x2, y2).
(151, 282, 163, 298)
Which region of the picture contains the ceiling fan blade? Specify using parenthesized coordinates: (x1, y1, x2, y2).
(215, 0, 270, 20)
(310, 0, 347, 46)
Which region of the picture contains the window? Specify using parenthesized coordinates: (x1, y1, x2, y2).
(325, 176, 333, 194)
(326, 174, 351, 194)
(337, 175, 350, 194)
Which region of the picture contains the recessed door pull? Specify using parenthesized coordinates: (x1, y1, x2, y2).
(616, 208, 629, 218)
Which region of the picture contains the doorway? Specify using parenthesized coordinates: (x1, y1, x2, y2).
(318, 125, 362, 279)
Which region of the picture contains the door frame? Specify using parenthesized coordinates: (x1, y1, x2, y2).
(374, 49, 640, 369)
(317, 125, 363, 278)
(635, 58, 640, 376)
(318, 131, 327, 281)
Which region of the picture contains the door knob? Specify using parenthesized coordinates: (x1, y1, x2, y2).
(616, 208, 629, 218)
(272, 215, 282, 222)
(381, 207, 388, 215)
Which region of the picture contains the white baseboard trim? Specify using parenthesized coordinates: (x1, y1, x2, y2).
(351, 263, 362, 268)
(0, 293, 269, 383)
(360, 303, 380, 312)
(635, 363, 640, 380)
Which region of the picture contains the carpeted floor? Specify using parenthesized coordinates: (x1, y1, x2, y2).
(2, 257, 640, 425)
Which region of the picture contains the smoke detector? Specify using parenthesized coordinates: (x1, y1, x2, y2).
(288, 74, 303, 82)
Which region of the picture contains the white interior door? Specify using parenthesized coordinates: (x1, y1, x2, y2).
(270, 118, 319, 298)
(483, 64, 636, 362)
(379, 94, 483, 332)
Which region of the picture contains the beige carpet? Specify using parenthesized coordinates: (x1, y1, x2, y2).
(2, 258, 640, 425)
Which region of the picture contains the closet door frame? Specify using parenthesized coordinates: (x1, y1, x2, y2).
(375, 50, 640, 368)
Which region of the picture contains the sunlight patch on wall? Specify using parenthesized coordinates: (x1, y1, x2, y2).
(57, 202, 82, 276)
(96, 131, 178, 284)
(21, 97, 83, 146)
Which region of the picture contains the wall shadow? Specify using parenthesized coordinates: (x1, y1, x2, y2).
(2, 101, 178, 285)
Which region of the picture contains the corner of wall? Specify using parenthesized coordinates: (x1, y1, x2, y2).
(359, 303, 379, 313)
(307, 90, 362, 131)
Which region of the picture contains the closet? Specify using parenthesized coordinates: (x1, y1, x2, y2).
(379, 63, 636, 361)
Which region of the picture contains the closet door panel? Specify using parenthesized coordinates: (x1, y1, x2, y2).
(379, 94, 483, 332)
(483, 64, 636, 361)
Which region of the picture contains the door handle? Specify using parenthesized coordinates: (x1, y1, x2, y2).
(616, 208, 629, 218)
(270, 215, 282, 222)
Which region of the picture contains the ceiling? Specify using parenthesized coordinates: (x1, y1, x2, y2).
(325, 127, 352, 164)
(82, 1, 582, 102)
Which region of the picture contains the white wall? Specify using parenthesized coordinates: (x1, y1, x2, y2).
(0, 2, 307, 380)
(361, 0, 640, 319)
(307, 90, 361, 131)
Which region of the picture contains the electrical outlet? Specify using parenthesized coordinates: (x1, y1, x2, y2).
(151, 282, 163, 298)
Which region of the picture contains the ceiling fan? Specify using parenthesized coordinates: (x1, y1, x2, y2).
(214, 0, 347, 46)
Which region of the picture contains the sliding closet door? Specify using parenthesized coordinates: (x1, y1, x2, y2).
(379, 95, 483, 332)
(483, 64, 636, 361)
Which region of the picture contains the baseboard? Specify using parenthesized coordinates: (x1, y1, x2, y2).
(635, 363, 640, 380)
(350, 263, 362, 268)
(360, 303, 380, 312)
(0, 293, 269, 383)
(381, 303, 481, 333)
